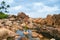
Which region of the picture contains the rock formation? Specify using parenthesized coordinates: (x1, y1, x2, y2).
(33, 14, 60, 40)
(0, 12, 60, 40)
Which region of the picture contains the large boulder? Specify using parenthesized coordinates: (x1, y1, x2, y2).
(45, 15, 54, 26)
(17, 12, 29, 19)
(4, 21, 12, 26)
(8, 15, 17, 21)
(37, 26, 60, 39)
(32, 32, 39, 38)
(9, 17, 16, 21)
(52, 14, 60, 26)
(33, 18, 46, 25)
(38, 34, 44, 39)
(8, 15, 16, 18)
(0, 28, 18, 40)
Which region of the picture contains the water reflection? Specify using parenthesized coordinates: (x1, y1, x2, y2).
(16, 30, 25, 37)
(16, 30, 52, 40)
(16, 30, 25, 40)
(16, 30, 32, 40)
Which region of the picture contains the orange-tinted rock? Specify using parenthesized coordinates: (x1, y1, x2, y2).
(17, 12, 29, 19)
(23, 17, 29, 22)
(8, 15, 16, 19)
(33, 18, 42, 24)
(32, 32, 39, 38)
(0, 28, 18, 39)
(52, 14, 60, 25)
(45, 15, 54, 26)
(20, 37, 28, 40)
(23, 32, 29, 35)
(9, 17, 16, 21)
(38, 34, 44, 38)
(33, 18, 46, 25)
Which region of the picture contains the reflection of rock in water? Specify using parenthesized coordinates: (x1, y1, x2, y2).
(16, 30, 32, 40)
(16, 30, 24, 37)
(16, 30, 51, 40)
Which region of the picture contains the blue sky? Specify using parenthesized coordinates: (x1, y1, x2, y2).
(0, 0, 60, 18)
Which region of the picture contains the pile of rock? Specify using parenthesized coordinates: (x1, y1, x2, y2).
(0, 12, 31, 40)
(0, 12, 60, 40)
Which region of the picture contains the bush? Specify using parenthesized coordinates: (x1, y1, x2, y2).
(0, 12, 8, 19)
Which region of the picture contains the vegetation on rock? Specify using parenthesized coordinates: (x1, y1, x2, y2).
(0, 12, 8, 19)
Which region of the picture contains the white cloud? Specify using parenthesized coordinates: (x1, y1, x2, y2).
(25, 2, 60, 18)
(33, 2, 60, 13)
(36, 4, 59, 13)
(8, 5, 23, 15)
(33, 2, 43, 6)
(9, 5, 22, 10)
(12, 6, 22, 10)
(8, 2, 60, 18)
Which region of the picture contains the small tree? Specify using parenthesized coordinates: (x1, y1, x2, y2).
(0, 1, 10, 19)
(0, 1, 10, 13)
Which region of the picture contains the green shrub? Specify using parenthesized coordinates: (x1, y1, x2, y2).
(24, 24, 29, 32)
(0, 12, 8, 19)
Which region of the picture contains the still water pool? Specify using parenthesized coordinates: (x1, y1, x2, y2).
(16, 30, 52, 40)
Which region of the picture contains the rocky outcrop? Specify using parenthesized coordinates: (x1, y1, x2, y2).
(36, 26, 60, 40)
(0, 12, 60, 40)
(17, 12, 29, 19)
(45, 15, 54, 26)
(52, 14, 60, 27)
(0, 12, 30, 40)
(33, 14, 60, 27)
(32, 14, 60, 40)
